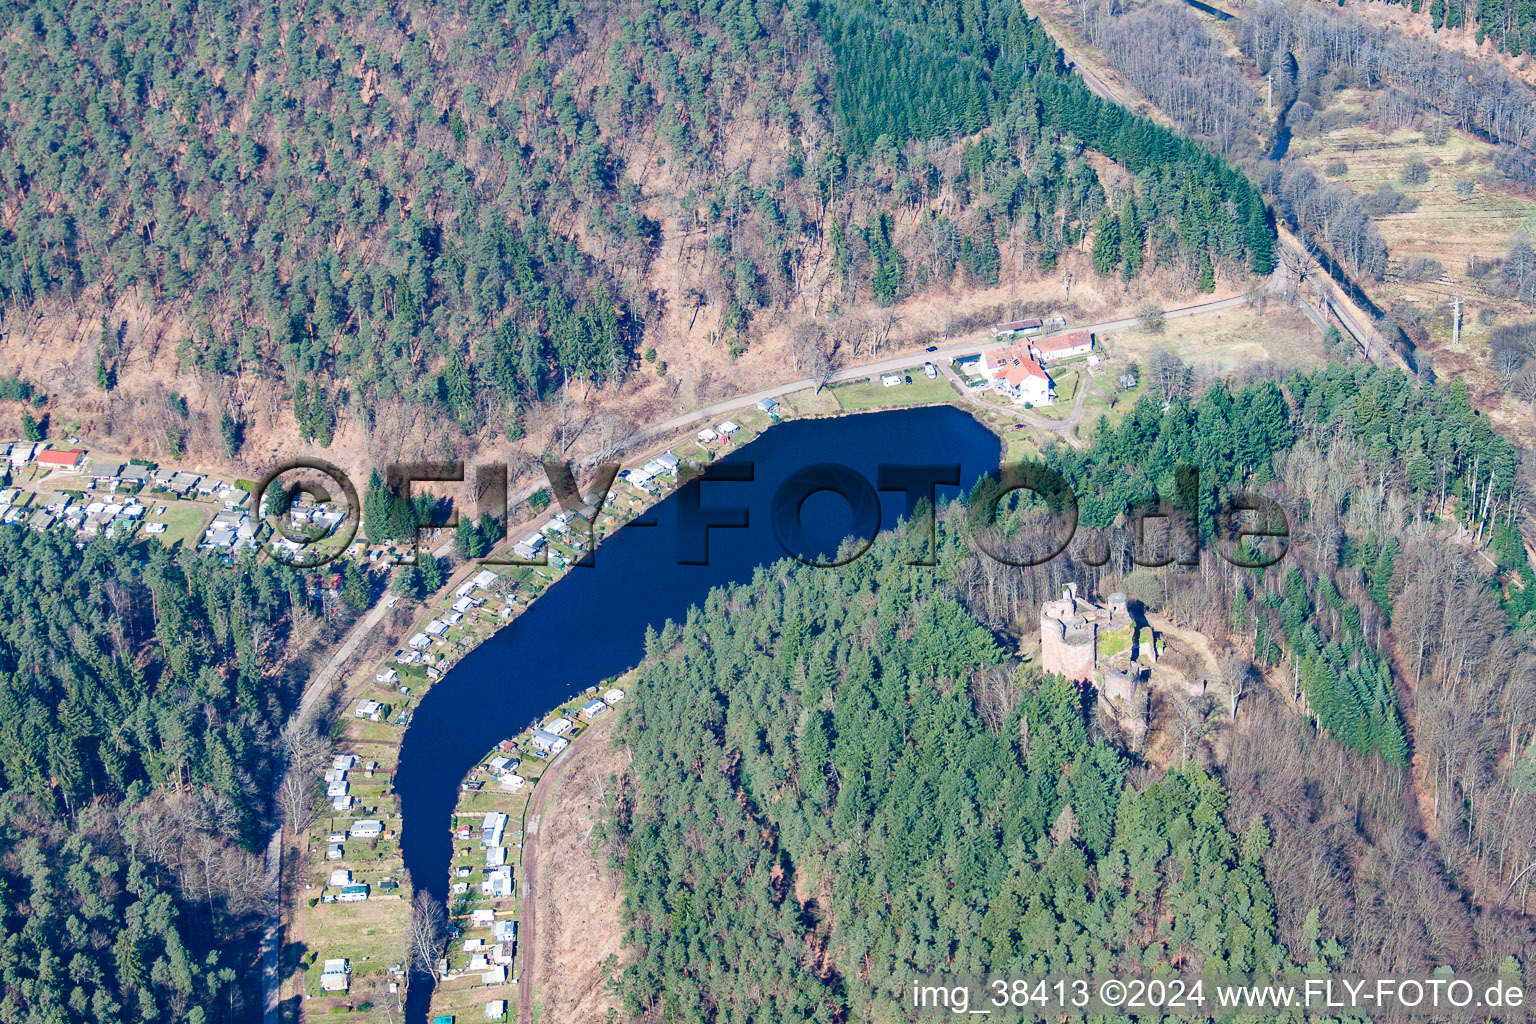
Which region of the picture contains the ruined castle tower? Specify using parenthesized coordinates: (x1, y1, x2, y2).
(1040, 583, 1099, 683)
(1040, 584, 1139, 688)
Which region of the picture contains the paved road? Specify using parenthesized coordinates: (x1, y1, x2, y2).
(1055, 27, 1404, 376)
(299, 534, 457, 719)
(623, 288, 1262, 458)
(302, 284, 1273, 720)
(275, 281, 1285, 1021)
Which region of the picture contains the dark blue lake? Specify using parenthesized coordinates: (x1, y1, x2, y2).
(396, 404, 1002, 1021)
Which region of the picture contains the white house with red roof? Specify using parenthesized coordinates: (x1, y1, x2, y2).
(1028, 329, 1094, 363)
(981, 346, 1054, 406)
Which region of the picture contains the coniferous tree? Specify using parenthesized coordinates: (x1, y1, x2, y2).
(1091, 209, 1121, 275)
(1120, 198, 1144, 280)
(342, 560, 370, 612)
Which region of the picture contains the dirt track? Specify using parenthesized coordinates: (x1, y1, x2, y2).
(518, 710, 623, 1024)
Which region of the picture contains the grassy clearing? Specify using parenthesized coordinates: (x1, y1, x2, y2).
(1026, 367, 1081, 420)
(299, 720, 413, 1020)
(1077, 382, 1143, 442)
(1098, 302, 1325, 376)
(832, 368, 953, 410)
(781, 386, 839, 416)
(303, 898, 412, 999)
(1002, 429, 1046, 464)
(428, 984, 508, 1022)
(1291, 107, 1536, 366)
(147, 503, 208, 549)
(1100, 627, 1134, 659)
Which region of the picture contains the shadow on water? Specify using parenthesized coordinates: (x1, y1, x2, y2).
(396, 405, 1003, 1023)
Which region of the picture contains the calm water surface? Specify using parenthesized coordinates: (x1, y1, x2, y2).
(397, 405, 1002, 1021)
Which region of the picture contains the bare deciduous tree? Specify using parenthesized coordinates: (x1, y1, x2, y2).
(1146, 348, 1192, 405)
(1218, 654, 1252, 721)
(1168, 690, 1211, 765)
(790, 320, 838, 389)
(277, 717, 331, 835)
(1136, 302, 1166, 333)
(277, 772, 317, 837)
(972, 664, 1022, 733)
(409, 891, 449, 980)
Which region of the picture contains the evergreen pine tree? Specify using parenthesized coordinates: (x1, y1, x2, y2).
(455, 517, 488, 560)
(263, 478, 293, 518)
(1244, 199, 1275, 274)
(1091, 209, 1122, 275)
(1370, 539, 1398, 617)
(342, 561, 370, 612)
(1120, 198, 1144, 280)
(219, 411, 242, 458)
(419, 554, 445, 593)
(1197, 253, 1215, 292)
(95, 350, 115, 392)
(363, 470, 396, 541)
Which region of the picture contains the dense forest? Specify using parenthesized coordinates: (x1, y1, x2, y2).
(1059, 360, 1536, 938)
(0, 529, 317, 1024)
(0, 0, 1272, 443)
(607, 358, 1536, 1020)
(612, 532, 1286, 1020)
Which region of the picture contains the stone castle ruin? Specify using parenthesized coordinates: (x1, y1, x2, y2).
(1039, 583, 1154, 707)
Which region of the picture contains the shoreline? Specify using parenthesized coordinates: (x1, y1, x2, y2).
(423, 690, 626, 1023)
(282, 328, 1168, 1020)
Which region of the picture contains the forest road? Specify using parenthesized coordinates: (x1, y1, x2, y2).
(299, 286, 1271, 726)
(517, 712, 621, 1024)
(298, 534, 458, 721)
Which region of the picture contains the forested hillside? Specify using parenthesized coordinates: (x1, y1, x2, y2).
(1048, 363, 1523, 771)
(0, 530, 312, 1024)
(607, 359, 1536, 1021)
(0, 0, 1270, 449)
(1058, 360, 1536, 939)
(1068, 0, 1536, 287)
(612, 535, 1285, 1019)
(1336, 0, 1536, 57)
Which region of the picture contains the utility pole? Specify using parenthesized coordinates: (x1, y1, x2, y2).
(1451, 296, 1463, 351)
(1266, 73, 1273, 112)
